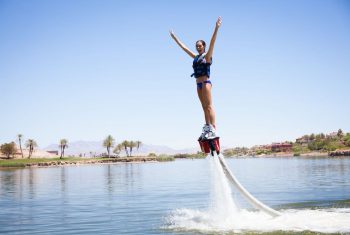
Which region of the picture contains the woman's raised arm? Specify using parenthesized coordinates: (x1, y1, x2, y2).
(205, 17, 222, 63)
(170, 30, 196, 58)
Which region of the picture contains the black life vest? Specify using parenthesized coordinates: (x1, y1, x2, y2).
(191, 53, 212, 78)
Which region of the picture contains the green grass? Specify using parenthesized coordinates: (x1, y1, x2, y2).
(173, 153, 206, 159)
(155, 155, 175, 162)
(0, 156, 174, 167)
(0, 157, 104, 168)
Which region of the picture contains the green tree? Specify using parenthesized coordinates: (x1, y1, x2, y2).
(136, 140, 142, 151)
(317, 140, 326, 150)
(308, 142, 318, 151)
(344, 133, 350, 147)
(337, 129, 344, 139)
(17, 134, 24, 158)
(59, 139, 68, 159)
(129, 141, 137, 157)
(309, 133, 315, 141)
(223, 148, 234, 157)
(315, 134, 322, 141)
(113, 143, 123, 157)
(324, 141, 342, 151)
(292, 143, 302, 153)
(1, 142, 17, 159)
(103, 135, 115, 158)
(122, 140, 130, 157)
(25, 139, 37, 159)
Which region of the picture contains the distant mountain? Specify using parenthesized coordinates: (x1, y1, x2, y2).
(44, 140, 198, 157)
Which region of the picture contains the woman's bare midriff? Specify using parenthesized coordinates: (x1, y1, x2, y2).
(196, 75, 210, 83)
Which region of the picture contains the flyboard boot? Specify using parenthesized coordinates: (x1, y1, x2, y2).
(198, 124, 220, 156)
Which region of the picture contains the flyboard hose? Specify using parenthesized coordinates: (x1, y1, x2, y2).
(217, 154, 281, 217)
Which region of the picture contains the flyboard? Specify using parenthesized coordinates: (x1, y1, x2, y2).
(198, 137, 281, 217)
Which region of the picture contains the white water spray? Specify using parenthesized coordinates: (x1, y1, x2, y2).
(165, 155, 350, 233)
(208, 156, 239, 223)
(218, 154, 281, 217)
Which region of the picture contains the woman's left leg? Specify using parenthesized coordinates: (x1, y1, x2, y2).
(201, 82, 216, 128)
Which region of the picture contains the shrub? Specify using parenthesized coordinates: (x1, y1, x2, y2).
(0, 142, 17, 159)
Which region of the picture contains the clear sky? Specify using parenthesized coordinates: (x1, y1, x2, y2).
(1, 0, 350, 149)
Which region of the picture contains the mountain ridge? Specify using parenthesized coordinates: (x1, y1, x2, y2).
(43, 140, 198, 156)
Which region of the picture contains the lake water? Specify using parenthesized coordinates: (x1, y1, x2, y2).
(1, 156, 350, 234)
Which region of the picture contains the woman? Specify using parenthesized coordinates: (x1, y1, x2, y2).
(170, 17, 222, 140)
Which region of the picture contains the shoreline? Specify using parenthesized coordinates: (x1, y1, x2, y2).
(227, 151, 329, 158)
(0, 156, 163, 168)
(1, 152, 348, 169)
(271, 151, 329, 157)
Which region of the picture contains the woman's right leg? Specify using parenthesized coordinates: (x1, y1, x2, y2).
(197, 86, 210, 125)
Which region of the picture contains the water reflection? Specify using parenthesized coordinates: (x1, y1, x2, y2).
(0, 169, 17, 198)
(106, 165, 114, 195)
(0, 168, 39, 200)
(60, 167, 66, 195)
(104, 163, 143, 196)
(28, 168, 36, 199)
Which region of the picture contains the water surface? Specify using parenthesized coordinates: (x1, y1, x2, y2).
(1, 157, 349, 234)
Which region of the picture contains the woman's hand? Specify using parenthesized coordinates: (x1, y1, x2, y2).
(205, 17, 222, 61)
(216, 17, 222, 29)
(169, 29, 196, 58)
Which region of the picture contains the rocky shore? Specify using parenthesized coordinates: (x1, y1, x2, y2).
(34, 157, 157, 167)
(271, 151, 329, 157)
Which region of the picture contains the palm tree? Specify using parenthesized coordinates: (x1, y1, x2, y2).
(59, 139, 68, 159)
(129, 141, 137, 157)
(103, 135, 115, 158)
(25, 139, 37, 159)
(310, 133, 315, 141)
(17, 134, 24, 158)
(337, 129, 344, 139)
(122, 140, 130, 157)
(136, 140, 142, 152)
(113, 144, 123, 157)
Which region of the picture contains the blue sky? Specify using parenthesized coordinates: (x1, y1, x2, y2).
(1, 0, 350, 149)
